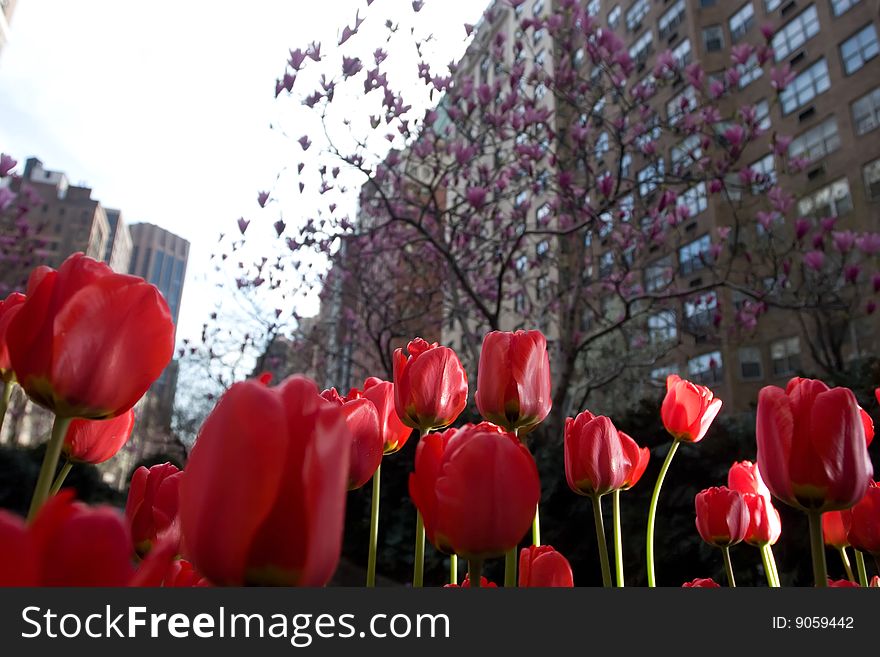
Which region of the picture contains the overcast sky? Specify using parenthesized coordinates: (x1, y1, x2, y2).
(0, 0, 483, 345)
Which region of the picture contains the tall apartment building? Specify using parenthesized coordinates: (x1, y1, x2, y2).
(20, 157, 111, 268)
(103, 208, 133, 274)
(128, 222, 189, 328)
(0, 0, 17, 59)
(418, 0, 879, 413)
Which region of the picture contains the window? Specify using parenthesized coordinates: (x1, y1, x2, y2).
(680, 182, 708, 217)
(701, 0, 717, 6)
(672, 39, 692, 69)
(797, 177, 853, 217)
(515, 190, 530, 208)
(703, 25, 724, 53)
(773, 5, 820, 62)
(629, 30, 654, 66)
(789, 117, 841, 163)
(770, 337, 801, 376)
(638, 160, 664, 198)
(621, 153, 633, 179)
(755, 99, 771, 130)
(659, 0, 686, 41)
(599, 211, 614, 238)
(738, 347, 763, 380)
(684, 292, 718, 333)
(729, 3, 755, 43)
(651, 364, 679, 382)
(831, 0, 861, 17)
(536, 239, 550, 259)
(765, 0, 782, 9)
(533, 0, 545, 16)
(599, 251, 614, 277)
(750, 154, 776, 193)
(646, 256, 673, 292)
(688, 351, 724, 385)
(738, 54, 763, 88)
(679, 235, 712, 275)
(587, 0, 600, 16)
(595, 131, 610, 159)
(608, 5, 622, 29)
(533, 28, 545, 46)
(536, 274, 550, 300)
(667, 86, 697, 125)
(619, 194, 635, 223)
(514, 291, 526, 313)
(536, 203, 551, 224)
(840, 25, 879, 75)
(635, 112, 660, 150)
(648, 311, 678, 344)
(863, 158, 880, 201)
(672, 134, 702, 170)
(626, 0, 649, 32)
(852, 86, 880, 135)
(779, 59, 830, 115)
(535, 49, 546, 67)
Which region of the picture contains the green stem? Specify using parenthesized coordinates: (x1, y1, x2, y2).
(532, 505, 541, 547)
(855, 550, 868, 587)
(807, 510, 828, 588)
(0, 380, 12, 438)
(760, 544, 779, 587)
(591, 494, 612, 587)
(27, 415, 72, 522)
(504, 546, 517, 587)
(49, 460, 73, 497)
(646, 440, 680, 587)
(612, 490, 624, 587)
(838, 547, 855, 584)
(449, 554, 458, 586)
(722, 547, 736, 587)
(468, 559, 483, 588)
(413, 511, 425, 588)
(366, 464, 381, 587)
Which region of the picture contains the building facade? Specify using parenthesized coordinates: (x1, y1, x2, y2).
(128, 222, 189, 329)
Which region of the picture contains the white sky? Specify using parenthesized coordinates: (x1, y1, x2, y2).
(0, 0, 484, 346)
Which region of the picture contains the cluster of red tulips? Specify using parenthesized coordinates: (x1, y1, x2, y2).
(0, 252, 878, 588)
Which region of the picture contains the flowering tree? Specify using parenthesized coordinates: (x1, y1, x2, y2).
(214, 0, 879, 436)
(0, 154, 46, 298)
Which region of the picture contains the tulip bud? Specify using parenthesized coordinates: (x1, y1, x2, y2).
(848, 481, 880, 556)
(321, 388, 383, 490)
(564, 411, 629, 496)
(126, 463, 182, 557)
(519, 545, 574, 587)
(682, 577, 721, 587)
(661, 374, 722, 443)
(823, 510, 852, 549)
(695, 486, 749, 548)
(475, 330, 552, 434)
(393, 338, 468, 432)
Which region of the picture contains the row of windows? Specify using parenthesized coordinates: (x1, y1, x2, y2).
(648, 336, 801, 387)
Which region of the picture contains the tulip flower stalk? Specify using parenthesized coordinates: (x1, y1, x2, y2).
(807, 511, 829, 587)
(591, 494, 613, 587)
(468, 560, 483, 588)
(612, 490, 624, 587)
(837, 547, 855, 583)
(855, 551, 869, 587)
(366, 464, 381, 588)
(721, 547, 736, 587)
(49, 459, 73, 496)
(761, 545, 781, 587)
(646, 439, 680, 587)
(27, 415, 72, 522)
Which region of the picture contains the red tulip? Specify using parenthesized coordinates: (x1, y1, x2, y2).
(564, 411, 629, 496)
(661, 374, 723, 443)
(620, 431, 650, 489)
(872, 576, 879, 588)
(727, 461, 781, 546)
(756, 378, 873, 512)
(408, 422, 540, 560)
(126, 462, 182, 557)
(682, 577, 721, 588)
(0, 292, 25, 382)
(393, 337, 468, 432)
(443, 575, 498, 588)
(519, 545, 574, 587)
(823, 510, 852, 549)
(695, 486, 749, 548)
(321, 387, 382, 490)
(360, 377, 412, 454)
(6, 253, 174, 418)
(860, 406, 874, 447)
(0, 509, 38, 586)
(827, 578, 860, 587)
(848, 481, 880, 556)
(164, 560, 211, 587)
(0, 492, 177, 587)
(475, 330, 552, 434)
(63, 409, 135, 464)
(179, 374, 351, 586)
